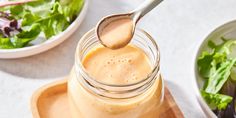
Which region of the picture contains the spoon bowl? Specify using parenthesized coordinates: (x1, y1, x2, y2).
(96, 13, 135, 49)
(96, 0, 163, 49)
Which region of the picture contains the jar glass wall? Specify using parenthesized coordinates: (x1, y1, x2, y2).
(68, 28, 164, 118)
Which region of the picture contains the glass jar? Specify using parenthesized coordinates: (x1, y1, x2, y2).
(68, 28, 164, 118)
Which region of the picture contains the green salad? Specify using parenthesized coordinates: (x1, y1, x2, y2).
(198, 37, 236, 117)
(0, 0, 84, 49)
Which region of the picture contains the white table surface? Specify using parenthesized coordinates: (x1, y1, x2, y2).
(1, 0, 236, 117)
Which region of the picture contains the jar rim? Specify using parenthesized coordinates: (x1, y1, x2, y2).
(75, 28, 160, 88)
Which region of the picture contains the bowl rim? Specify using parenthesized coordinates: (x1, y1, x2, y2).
(192, 19, 236, 118)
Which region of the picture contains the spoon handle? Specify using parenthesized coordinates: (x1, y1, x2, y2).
(132, 0, 163, 22)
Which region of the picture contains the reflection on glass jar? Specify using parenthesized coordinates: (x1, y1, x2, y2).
(68, 28, 164, 118)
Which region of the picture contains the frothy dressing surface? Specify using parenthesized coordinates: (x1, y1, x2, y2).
(99, 18, 133, 49)
(82, 45, 152, 85)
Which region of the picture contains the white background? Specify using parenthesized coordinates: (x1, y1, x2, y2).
(1, 0, 236, 117)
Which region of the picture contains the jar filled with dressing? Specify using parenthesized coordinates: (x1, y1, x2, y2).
(68, 28, 163, 118)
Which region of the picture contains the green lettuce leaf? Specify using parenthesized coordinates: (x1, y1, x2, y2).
(12, 23, 41, 48)
(0, 38, 15, 49)
(0, 23, 41, 49)
(201, 90, 233, 110)
(22, 11, 41, 26)
(198, 51, 215, 78)
(37, 2, 69, 38)
(28, 1, 54, 18)
(9, 5, 24, 19)
(198, 39, 236, 93)
(60, 0, 84, 21)
(204, 58, 236, 93)
(198, 39, 236, 78)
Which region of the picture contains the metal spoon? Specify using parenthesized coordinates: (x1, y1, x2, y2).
(96, 0, 163, 49)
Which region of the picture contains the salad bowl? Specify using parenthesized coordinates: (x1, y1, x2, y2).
(0, 0, 88, 58)
(193, 20, 236, 118)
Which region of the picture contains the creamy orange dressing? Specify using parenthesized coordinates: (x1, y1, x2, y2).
(82, 45, 151, 84)
(68, 45, 163, 118)
(68, 71, 162, 118)
(99, 18, 133, 49)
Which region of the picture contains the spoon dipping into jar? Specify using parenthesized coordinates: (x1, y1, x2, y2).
(96, 0, 163, 49)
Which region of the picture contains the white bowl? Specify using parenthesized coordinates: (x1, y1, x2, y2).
(0, 0, 89, 59)
(193, 20, 236, 118)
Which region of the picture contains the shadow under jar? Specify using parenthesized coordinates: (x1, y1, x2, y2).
(68, 28, 164, 118)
